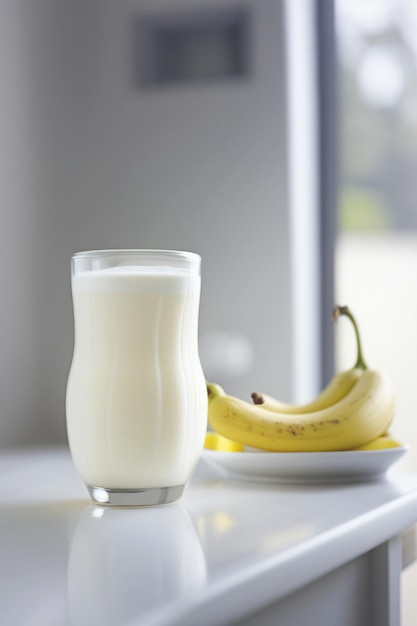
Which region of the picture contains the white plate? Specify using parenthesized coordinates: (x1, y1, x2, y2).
(202, 446, 408, 484)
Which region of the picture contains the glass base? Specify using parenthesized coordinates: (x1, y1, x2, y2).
(87, 484, 185, 507)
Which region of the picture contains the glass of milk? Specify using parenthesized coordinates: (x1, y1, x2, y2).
(66, 250, 208, 506)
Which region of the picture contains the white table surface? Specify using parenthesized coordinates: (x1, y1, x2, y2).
(1, 447, 417, 626)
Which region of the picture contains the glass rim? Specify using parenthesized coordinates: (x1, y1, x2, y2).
(71, 249, 201, 262)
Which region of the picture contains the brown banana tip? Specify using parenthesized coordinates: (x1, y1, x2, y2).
(332, 304, 349, 322)
(251, 392, 265, 405)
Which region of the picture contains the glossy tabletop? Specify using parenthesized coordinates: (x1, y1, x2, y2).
(1, 447, 417, 626)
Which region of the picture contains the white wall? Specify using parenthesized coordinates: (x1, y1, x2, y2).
(0, 0, 320, 447)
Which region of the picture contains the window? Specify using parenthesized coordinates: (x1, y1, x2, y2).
(335, 1, 417, 460)
(334, 4, 417, 620)
(133, 8, 250, 86)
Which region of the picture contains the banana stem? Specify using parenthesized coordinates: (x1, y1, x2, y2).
(332, 305, 368, 370)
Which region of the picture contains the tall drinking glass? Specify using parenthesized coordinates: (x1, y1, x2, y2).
(66, 250, 207, 506)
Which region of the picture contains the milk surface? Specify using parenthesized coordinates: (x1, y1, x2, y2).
(66, 266, 207, 489)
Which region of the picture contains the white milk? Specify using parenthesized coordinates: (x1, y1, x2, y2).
(66, 266, 207, 489)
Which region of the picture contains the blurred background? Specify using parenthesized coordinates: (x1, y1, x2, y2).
(2, 0, 417, 621)
(335, 2, 417, 621)
(0, 0, 326, 449)
(335, 0, 417, 453)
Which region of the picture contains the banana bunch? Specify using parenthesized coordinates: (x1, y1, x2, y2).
(207, 305, 396, 452)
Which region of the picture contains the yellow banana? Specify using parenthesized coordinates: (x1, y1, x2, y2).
(251, 368, 363, 414)
(207, 370, 395, 452)
(251, 305, 366, 414)
(352, 434, 403, 451)
(207, 305, 395, 452)
(204, 431, 244, 452)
